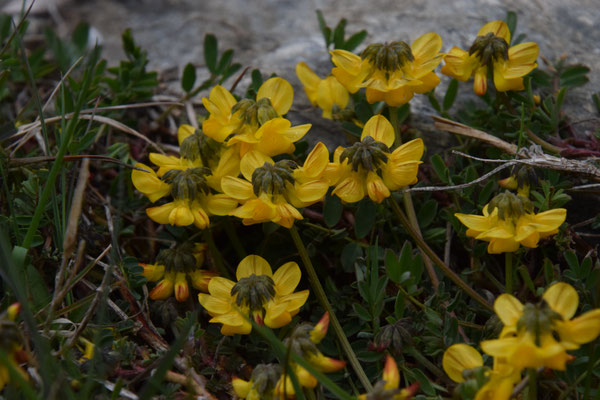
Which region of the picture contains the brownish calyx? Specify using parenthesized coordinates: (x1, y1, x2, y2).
(157, 242, 198, 273)
(487, 191, 533, 220)
(231, 274, 276, 311)
(361, 41, 414, 71)
(517, 301, 562, 346)
(232, 97, 279, 127)
(340, 136, 389, 172)
(469, 32, 509, 67)
(180, 130, 222, 166)
(251, 160, 296, 196)
(163, 167, 212, 200)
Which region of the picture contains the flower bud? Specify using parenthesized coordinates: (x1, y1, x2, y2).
(362, 41, 414, 71)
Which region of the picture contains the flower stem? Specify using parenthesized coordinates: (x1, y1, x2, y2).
(203, 229, 232, 280)
(527, 368, 537, 400)
(389, 106, 440, 290)
(388, 196, 493, 311)
(505, 252, 513, 294)
(289, 225, 373, 391)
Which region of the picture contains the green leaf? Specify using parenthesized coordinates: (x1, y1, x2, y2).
(443, 79, 458, 111)
(559, 65, 590, 89)
(216, 49, 234, 74)
(315, 10, 332, 47)
(385, 249, 401, 283)
(427, 91, 441, 112)
(505, 11, 518, 43)
(332, 18, 347, 48)
(411, 368, 436, 396)
(430, 154, 449, 184)
(342, 30, 367, 51)
(181, 62, 196, 92)
(395, 103, 410, 124)
(564, 251, 579, 272)
(352, 303, 371, 321)
(478, 180, 495, 204)
(341, 242, 362, 273)
(323, 192, 343, 227)
(203, 33, 218, 74)
(417, 199, 437, 229)
(394, 290, 405, 319)
(355, 199, 377, 239)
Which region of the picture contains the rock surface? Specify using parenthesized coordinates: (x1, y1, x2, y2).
(4, 0, 599, 148)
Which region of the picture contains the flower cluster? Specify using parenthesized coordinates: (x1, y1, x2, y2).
(358, 355, 418, 400)
(455, 191, 566, 254)
(140, 242, 216, 302)
(131, 124, 239, 228)
(0, 304, 28, 391)
(198, 255, 309, 335)
(443, 282, 600, 399)
(442, 20, 539, 95)
(232, 313, 346, 399)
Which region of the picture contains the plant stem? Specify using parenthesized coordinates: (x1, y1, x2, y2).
(289, 225, 373, 391)
(389, 106, 440, 290)
(505, 252, 513, 294)
(527, 368, 537, 400)
(203, 229, 232, 280)
(388, 196, 493, 311)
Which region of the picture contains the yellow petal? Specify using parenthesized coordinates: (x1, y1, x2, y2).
(221, 177, 255, 200)
(382, 355, 400, 390)
(274, 202, 303, 228)
(455, 212, 495, 233)
(474, 66, 488, 96)
(296, 61, 320, 104)
(140, 263, 165, 282)
(441, 47, 476, 81)
(532, 208, 566, 233)
(390, 138, 424, 163)
(232, 377, 251, 398)
(366, 86, 414, 106)
(332, 173, 365, 203)
(257, 77, 294, 115)
(442, 344, 483, 383)
(240, 151, 273, 181)
(411, 72, 441, 94)
(494, 294, 524, 326)
(411, 32, 443, 64)
(478, 21, 510, 43)
(310, 312, 330, 344)
(300, 142, 329, 179)
(361, 115, 395, 148)
(294, 181, 329, 205)
(264, 301, 292, 328)
(488, 238, 520, 254)
(177, 124, 195, 145)
(146, 202, 177, 225)
(236, 255, 273, 280)
(149, 272, 175, 300)
(273, 262, 301, 295)
(203, 85, 237, 116)
(330, 49, 363, 75)
(198, 293, 232, 314)
(204, 194, 238, 216)
(366, 171, 390, 203)
(542, 282, 579, 320)
(556, 309, 600, 346)
(280, 290, 310, 313)
(174, 272, 190, 302)
(131, 163, 171, 202)
(208, 276, 236, 299)
(168, 202, 195, 226)
(308, 352, 346, 372)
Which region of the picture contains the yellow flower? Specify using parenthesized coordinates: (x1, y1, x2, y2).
(140, 243, 216, 302)
(202, 77, 310, 158)
(455, 194, 566, 253)
(330, 115, 424, 203)
(358, 355, 418, 400)
(221, 145, 329, 228)
(198, 255, 309, 335)
(232, 364, 282, 400)
(480, 282, 600, 371)
(0, 303, 28, 391)
(442, 343, 520, 400)
(441, 21, 539, 95)
(131, 163, 171, 202)
(296, 61, 350, 119)
(330, 33, 443, 106)
(275, 313, 346, 398)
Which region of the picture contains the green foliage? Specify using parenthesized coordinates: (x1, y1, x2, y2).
(316, 10, 367, 51)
